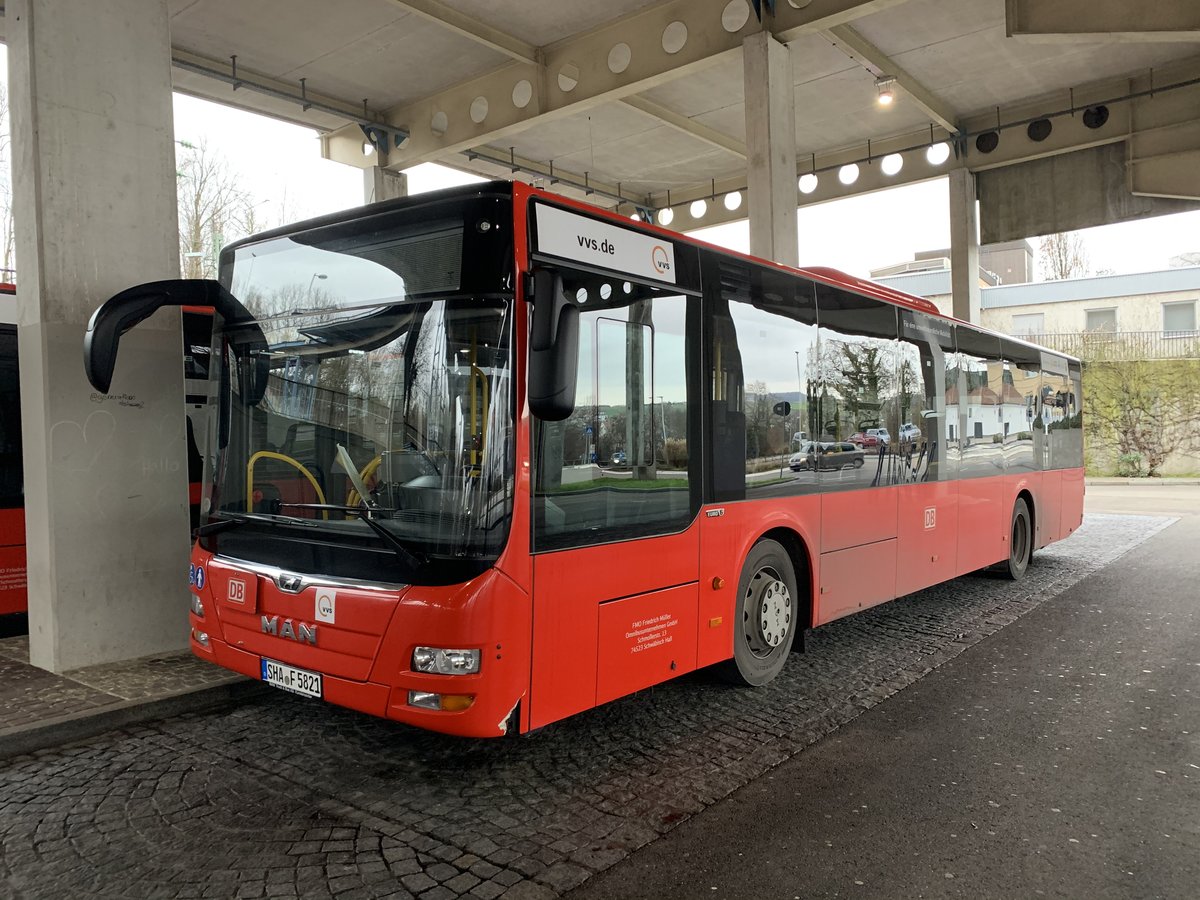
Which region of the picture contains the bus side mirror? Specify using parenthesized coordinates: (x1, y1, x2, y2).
(772, 401, 791, 417)
(528, 269, 579, 421)
(84, 278, 269, 406)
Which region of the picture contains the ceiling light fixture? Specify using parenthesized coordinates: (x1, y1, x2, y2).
(875, 76, 897, 106)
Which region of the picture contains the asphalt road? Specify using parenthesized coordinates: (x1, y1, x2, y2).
(568, 494, 1200, 900)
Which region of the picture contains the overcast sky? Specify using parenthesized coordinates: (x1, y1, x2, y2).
(169, 92, 1200, 281)
(4, 40, 1198, 281)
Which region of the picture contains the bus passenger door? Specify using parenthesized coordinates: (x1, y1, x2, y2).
(529, 282, 700, 729)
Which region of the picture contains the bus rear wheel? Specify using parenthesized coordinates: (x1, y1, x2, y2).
(719, 539, 798, 686)
(1004, 498, 1032, 581)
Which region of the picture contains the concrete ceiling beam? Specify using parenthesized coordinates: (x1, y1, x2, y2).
(360, 0, 908, 169)
(384, 0, 540, 65)
(823, 23, 959, 134)
(1006, 0, 1200, 43)
(619, 95, 747, 159)
(170, 48, 392, 133)
(461, 147, 650, 207)
(660, 56, 1200, 232)
(1127, 68, 1200, 200)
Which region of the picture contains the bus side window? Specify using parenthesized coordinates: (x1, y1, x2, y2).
(532, 272, 696, 552)
(711, 259, 820, 500)
(954, 327, 1005, 479)
(813, 282, 898, 493)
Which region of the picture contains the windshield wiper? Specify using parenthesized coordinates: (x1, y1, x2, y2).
(194, 512, 319, 537)
(275, 502, 427, 570)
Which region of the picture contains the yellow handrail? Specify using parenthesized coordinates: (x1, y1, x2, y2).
(246, 451, 328, 519)
(469, 364, 489, 468)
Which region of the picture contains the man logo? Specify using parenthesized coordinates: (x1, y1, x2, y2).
(651, 245, 671, 275)
(276, 573, 304, 593)
(261, 615, 318, 645)
(228, 579, 246, 603)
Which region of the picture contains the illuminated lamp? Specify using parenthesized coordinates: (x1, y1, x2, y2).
(1083, 105, 1109, 129)
(1027, 118, 1052, 142)
(976, 131, 999, 153)
(875, 76, 896, 106)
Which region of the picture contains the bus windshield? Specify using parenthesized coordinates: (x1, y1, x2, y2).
(207, 218, 514, 580)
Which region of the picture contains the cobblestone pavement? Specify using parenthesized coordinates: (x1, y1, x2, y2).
(0, 514, 1175, 900)
(0, 637, 244, 733)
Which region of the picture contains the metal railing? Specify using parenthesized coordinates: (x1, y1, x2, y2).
(1019, 330, 1200, 361)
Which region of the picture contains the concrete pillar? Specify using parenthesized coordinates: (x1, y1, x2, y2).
(949, 168, 982, 323)
(743, 30, 798, 268)
(10, 0, 190, 671)
(364, 167, 408, 205)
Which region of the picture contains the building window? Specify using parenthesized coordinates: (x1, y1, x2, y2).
(1085, 308, 1117, 334)
(1163, 300, 1196, 337)
(1011, 313, 1044, 336)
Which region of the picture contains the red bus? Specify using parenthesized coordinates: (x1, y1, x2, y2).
(84, 181, 1084, 736)
(0, 286, 211, 636)
(0, 283, 25, 636)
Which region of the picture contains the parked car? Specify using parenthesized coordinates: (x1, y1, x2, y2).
(789, 441, 818, 471)
(811, 441, 865, 470)
(898, 422, 921, 442)
(850, 429, 887, 449)
(611, 450, 627, 466)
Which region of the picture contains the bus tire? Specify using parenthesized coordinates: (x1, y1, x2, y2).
(719, 539, 798, 686)
(1004, 497, 1032, 581)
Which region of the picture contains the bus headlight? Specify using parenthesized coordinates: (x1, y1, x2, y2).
(412, 647, 480, 675)
(190, 594, 205, 618)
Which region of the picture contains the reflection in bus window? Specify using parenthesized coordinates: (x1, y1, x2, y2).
(533, 274, 695, 552)
(1002, 338, 1042, 474)
(711, 260, 820, 500)
(814, 282, 898, 492)
(952, 328, 1007, 479)
(898, 309, 954, 483)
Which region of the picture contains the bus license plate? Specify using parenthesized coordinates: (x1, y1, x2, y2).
(261, 658, 322, 699)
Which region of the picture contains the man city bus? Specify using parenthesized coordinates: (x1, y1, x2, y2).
(84, 181, 1084, 737)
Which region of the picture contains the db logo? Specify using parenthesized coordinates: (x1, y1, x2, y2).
(228, 579, 247, 603)
(651, 245, 671, 275)
(924, 507, 936, 530)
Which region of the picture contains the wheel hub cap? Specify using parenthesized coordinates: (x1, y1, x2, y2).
(747, 569, 792, 651)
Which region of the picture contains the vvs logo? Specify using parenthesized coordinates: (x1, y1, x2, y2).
(651, 245, 671, 275)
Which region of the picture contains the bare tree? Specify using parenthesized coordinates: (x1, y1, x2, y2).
(0, 85, 15, 281)
(1084, 358, 1200, 476)
(1039, 231, 1090, 281)
(177, 139, 251, 279)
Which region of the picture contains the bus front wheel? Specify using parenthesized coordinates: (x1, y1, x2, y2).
(719, 539, 798, 686)
(1004, 498, 1032, 581)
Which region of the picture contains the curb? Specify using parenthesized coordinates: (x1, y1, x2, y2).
(1086, 478, 1200, 486)
(0, 679, 268, 761)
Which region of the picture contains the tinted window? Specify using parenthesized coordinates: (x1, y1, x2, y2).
(0, 327, 21, 509)
(1039, 352, 1074, 470)
(710, 259, 820, 501)
(898, 310, 955, 483)
(1001, 338, 1041, 473)
(814, 282, 898, 491)
(953, 327, 1005, 479)
(182, 311, 213, 382)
